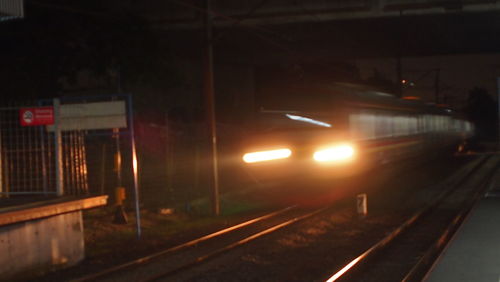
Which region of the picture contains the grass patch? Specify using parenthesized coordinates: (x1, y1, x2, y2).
(81, 183, 273, 264)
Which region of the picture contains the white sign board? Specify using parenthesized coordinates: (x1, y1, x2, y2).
(46, 101, 127, 132)
(0, 0, 24, 21)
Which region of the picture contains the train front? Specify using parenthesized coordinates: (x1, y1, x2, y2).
(241, 111, 362, 183)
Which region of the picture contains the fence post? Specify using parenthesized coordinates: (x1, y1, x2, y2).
(54, 98, 64, 196)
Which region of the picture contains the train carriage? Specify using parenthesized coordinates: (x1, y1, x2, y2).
(241, 82, 474, 182)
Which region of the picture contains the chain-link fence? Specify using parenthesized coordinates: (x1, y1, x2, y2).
(131, 116, 256, 212)
(0, 94, 260, 230)
(0, 103, 56, 195)
(0, 101, 92, 196)
(0, 95, 133, 198)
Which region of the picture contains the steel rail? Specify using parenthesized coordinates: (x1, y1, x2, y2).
(403, 159, 499, 281)
(325, 155, 490, 282)
(72, 205, 297, 282)
(144, 205, 330, 281)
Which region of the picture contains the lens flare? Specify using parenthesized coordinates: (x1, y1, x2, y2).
(243, 148, 292, 163)
(313, 144, 355, 162)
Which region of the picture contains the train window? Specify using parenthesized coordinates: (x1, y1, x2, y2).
(424, 115, 434, 133)
(458, 120, 464, 132)
(394, 116, 411, 136)
(438, 116, 444, 131)
(285, 114, 332, 128)
(446, 116, 452, 131)
(408, 116, 418, 134)
(465, 121, 473, 133)
(255, 112, 334, 131)
(375, 114, 393, 138)
(349, 114, 361, 138)
(349, 112, 376, 140)
(418, 115, 426, 133)
(393, 117, 401, 136)
(452, 120, 459, 132)
(432, 115, 440, 132)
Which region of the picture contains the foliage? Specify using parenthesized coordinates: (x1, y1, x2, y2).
(464, 87, 498, 141)
(0, 2, 177, 102)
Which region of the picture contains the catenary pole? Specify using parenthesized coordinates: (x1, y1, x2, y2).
(497, 77, 500, 141)
(434, 68, 440, 104)
(127, 94, 141, 238)
(204, 0, 220, 216)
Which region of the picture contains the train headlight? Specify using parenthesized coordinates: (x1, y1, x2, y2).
(313, 144, 355, 163)
(243, 148, 292, 163)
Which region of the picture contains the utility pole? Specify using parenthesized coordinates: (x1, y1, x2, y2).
(204, 0, 220, 216)
(497, 77, 500, 141)
(396, 56, 403, 97)
(395, 10, 403, 98)
(434, 68, 440, 104)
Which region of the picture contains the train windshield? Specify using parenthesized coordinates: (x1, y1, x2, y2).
(255, 112, 334, 132)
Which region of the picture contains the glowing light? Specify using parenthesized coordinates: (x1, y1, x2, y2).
(243, 148, 292, 163)
(403, 96, 420, 100)
(133, 154, 138, 172)
(285, 114, 332, 128)
(326, 256, 363, 282)
(313, 144, 355, 162)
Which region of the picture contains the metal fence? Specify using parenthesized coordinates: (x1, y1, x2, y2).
(133, 118, 254, 211)
(0, 103, 56, 195)
(0, 95, 131, 197)
(0, 94, 256, 222)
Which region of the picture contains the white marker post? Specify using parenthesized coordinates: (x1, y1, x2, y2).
(357, 193, 367, 218)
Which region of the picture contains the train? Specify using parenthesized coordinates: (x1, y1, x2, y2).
(241, 82, 474, 181)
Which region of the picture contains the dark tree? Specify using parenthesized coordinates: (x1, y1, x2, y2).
(364, 68, 398, 94)
(0, 2, 178, 104)
(464, 87, 498, 141)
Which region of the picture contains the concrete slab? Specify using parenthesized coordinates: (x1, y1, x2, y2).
(0, 196, 107, 279)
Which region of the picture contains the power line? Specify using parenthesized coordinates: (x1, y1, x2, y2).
(164, 0, 361, 78)
(29, 1, 120, 19)
(165, 0, 289, 44)
(213, 0, 273, 42)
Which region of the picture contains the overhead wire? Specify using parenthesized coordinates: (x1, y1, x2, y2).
(212, 0, 274, 42)
(164, 0, 296, 55)
(163, 0, 359, 70)
(28, 0, 121, 19)
(165, 0, 368, 81)
(30, 0, 366, 80)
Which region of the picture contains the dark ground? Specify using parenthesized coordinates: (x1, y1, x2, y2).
(30, 146, 483, 281)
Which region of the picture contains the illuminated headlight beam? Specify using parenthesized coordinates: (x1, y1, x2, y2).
(243, 148, 292, 163)
(313, 145, 355, 162)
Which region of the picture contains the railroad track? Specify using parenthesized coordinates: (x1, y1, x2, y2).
(65, 154, 485, 282)
(325, 154, 499, 282)
(72, 204, 333, 282)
